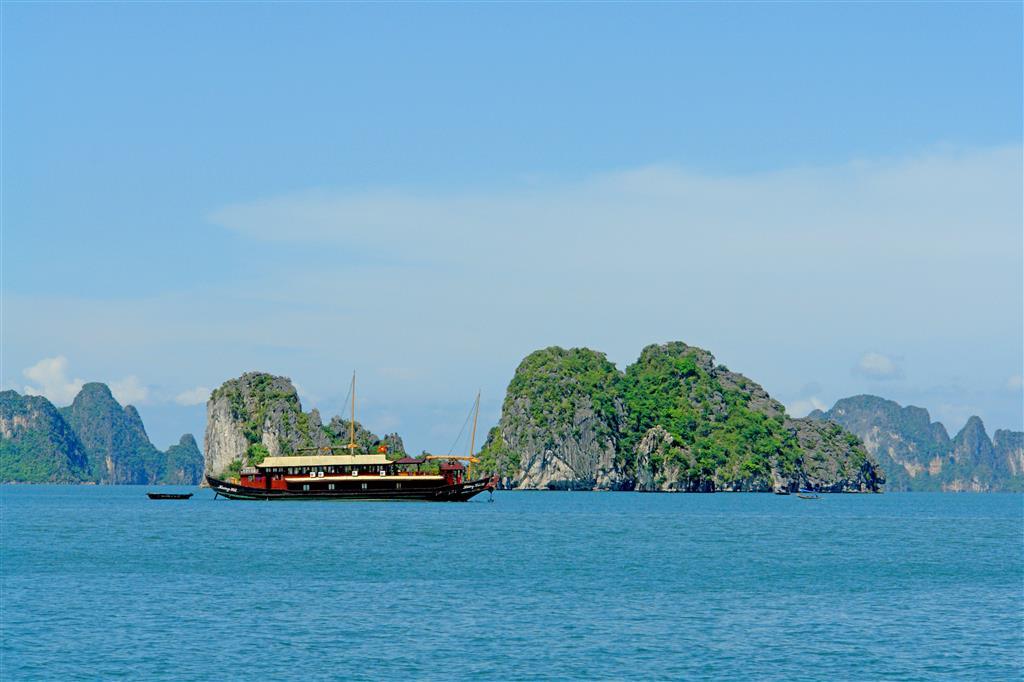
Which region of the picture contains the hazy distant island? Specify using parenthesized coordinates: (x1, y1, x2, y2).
(0, 384, 203, 484)
(808, 396, 1023, 492)
(2, 341, 1021, 492)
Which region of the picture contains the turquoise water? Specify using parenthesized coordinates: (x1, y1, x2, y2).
(2, 488, 1021, 680)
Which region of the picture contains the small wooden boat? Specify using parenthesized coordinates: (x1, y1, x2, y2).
(774, 488, 790, 495)
(147, 492, 194, 500)
(797, 488, 820, 500)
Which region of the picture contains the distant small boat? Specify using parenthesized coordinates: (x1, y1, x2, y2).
(774, 489, 790, 495)
(147, 492, 193, 500)
(797, 488, 820, 500)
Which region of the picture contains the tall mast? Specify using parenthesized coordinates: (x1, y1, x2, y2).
(469, 391, 480, 457)
(467, 391, 480, 478)
(349, 371, 356, 451)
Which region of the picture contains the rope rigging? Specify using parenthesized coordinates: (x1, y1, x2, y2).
(445, 398, 477, 457)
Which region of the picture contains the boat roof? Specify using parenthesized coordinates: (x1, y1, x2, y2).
(394, 456, 425, 465)
(439, 462, 466, 471)
(257, 454, 390, 468)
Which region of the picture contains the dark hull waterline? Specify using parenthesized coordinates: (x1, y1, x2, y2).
(205, 474, 495, 502)
(147, 493, 194, 500)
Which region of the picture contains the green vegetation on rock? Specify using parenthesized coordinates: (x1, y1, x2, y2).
(479, 348, 625, 489)
(205, 372, 407, 477)
(60, 384, 169, 484)
(0, 386, 203, 485)
(163, 434, 205, 485)
(0, 391, 91, 482)
(620, 342, 801, 483)
(481, 342, 882, 492)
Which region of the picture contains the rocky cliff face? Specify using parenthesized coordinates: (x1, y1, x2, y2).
(479, 343, 882, 493)
(0, 385, 203, 484)
(204, 372, 406, 477)
(0, 390, 91, 482)
(61, 383, 167, 484)
(163, 434, 205, 485)
(787, 417, 883, 493)
(481, 348, 628, 490)
(994, 430, 1024, 477)
(809, 396, 1022, 492)
(204, 394, 251, 479)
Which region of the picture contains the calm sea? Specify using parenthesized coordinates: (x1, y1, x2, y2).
(2, 487, 1021, 680)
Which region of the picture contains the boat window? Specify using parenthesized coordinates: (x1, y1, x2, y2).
(361, 483, 367, 490)
(302, 484, 309, 491)
(329, 484, 335, 490)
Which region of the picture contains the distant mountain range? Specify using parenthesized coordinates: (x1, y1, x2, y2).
(3, 366, 1020, 493)
(808, 396, 1023, 492)
(0, 384, 203, 484)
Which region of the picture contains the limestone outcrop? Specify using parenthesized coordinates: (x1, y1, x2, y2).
(479, 343, 884, 493)
(203, 372, 406, 478)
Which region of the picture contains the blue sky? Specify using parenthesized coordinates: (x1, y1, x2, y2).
(3, 2, 1022, 450)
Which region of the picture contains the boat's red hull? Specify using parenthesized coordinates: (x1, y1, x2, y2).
(206, 474, 496, 502)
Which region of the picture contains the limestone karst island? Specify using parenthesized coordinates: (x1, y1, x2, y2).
(3, 342, 1021, 493)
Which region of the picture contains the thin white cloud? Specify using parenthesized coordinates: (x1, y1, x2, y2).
(209, 146, 1021, 274)
(174, 386, 211, 406)
(22, 356, 85, 405)
(8, 145, 1021, 450)
(854, 352, 903, 381)
(786, 396, 828, 418)
(1007, 375, 1023, 391)
(21, 356, 150, 406)
(109, 375, 149, 406)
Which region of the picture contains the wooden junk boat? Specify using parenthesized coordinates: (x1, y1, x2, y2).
(206, 378, 497, 502)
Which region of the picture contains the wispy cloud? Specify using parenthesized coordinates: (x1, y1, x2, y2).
(22, 356, 84, 405)
(853, 352, 904, 381)
(109, 376, 150, 406)
(21, 356, 150, 406)
(786, 396, 828, 418)
(7, 145, 1021, 448)
(174, 386, 211, 406)
(209, 146, 1021, 275)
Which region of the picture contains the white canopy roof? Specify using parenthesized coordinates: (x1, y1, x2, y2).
(257, 454, 390, 468)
